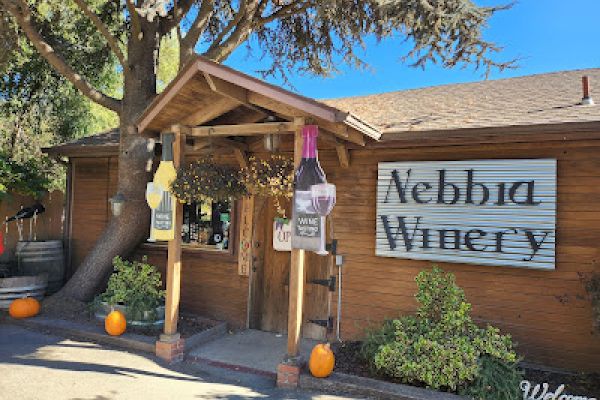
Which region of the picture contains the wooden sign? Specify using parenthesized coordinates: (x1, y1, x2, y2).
(238, 196, 254, 276)
(376, 159, 556, 270)
(273, 219, 292, 252)
(151, 190, 176, 241)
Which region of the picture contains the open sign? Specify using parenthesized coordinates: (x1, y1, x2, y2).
(273, 219, 292, 252)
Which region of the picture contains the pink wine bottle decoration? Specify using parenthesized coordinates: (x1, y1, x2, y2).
(291, 125, 327, 252)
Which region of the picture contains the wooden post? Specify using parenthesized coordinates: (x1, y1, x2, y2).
(286, 117, 306, 358)
(163, 127, 185, 336)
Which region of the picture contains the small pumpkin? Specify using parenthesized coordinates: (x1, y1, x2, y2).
(9, 297, 39, 319)
(105, 310, 127, 336)
(26, 298, 40, 316)
(309, 343, 335, 378)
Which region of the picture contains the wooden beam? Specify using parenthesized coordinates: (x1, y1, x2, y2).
(191, 122, 295, 137)
(233, 148, 248, 168)
(335, 139, 350, 168)
(164, 126, 185, 337)
(287, 117, 306, 358)
(181, 97, 240, 126)
(203, 72, 248, 104)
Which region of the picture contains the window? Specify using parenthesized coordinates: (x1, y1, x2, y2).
(144, 198, 233, 253)
(182, 199, 232, 251)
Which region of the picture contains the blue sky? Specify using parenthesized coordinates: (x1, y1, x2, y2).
(223, 0, 600, 100)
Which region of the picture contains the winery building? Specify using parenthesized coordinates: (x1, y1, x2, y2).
(46, 60, 600, 372)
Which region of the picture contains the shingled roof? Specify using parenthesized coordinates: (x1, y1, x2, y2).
(44, 128, 119, 156)
(45, 68, 600, 156)
(323, 68, 600, 132)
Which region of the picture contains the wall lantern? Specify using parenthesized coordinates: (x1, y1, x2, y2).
(109, 192, 126, 217)
(263, 115, 280, 152)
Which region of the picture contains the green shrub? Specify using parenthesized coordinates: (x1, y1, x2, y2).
(95, 256, 165, 321)
(361, 267, 518, 393)
(459, 355, 523, 400)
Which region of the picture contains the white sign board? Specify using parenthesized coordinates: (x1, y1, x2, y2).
(376, 159, 556, 270)
(273, 219, 292, 252)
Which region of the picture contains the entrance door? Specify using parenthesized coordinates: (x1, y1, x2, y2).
(249, 197, 330, 340)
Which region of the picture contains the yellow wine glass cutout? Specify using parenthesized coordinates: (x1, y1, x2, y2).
(145, 182, 162, 209)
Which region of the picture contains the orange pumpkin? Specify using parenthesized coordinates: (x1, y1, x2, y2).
(26, 298, 40, 317)
(9, 297, 39, 319)
(309, 343, 335, 378)
(105, 310, 127, 336)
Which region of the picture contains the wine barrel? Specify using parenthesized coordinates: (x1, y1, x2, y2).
(16, 240, 65, 294)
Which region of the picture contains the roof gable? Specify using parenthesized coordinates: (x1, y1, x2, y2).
(137, 56, 380, 142)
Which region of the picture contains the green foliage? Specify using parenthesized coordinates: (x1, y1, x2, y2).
(96, 256, 165, 321)
(0, 153, 61, 198)
(171, 157, 248, 204)
(583, 272, 600, 330)
(240, 155, 294, 218)
(361, 267, 518, 393)
(459, 356, 523, 400)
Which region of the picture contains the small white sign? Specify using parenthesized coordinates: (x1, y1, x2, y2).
(273, 219, 292, 252)
(376, 159, 556, 270)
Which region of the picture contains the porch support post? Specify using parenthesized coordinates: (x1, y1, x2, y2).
(156, 126, 186, 363)
(277, 117, 306, 388)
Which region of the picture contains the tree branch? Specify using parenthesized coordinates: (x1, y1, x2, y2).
(126, 0, 142, 40)
(3, 0, 121, 113)
(72, 0, 129, 73)
(159, 0, 197, 36)
(202, 0, 260, 62)
(258, 0, 309, 26)
(179, 0, 214, 66)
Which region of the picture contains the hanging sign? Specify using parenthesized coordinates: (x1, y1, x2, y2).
(273, 219, 292, 252)
(376, 159, 556, 270)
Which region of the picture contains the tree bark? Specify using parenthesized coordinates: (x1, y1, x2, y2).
(58, 21, 159, 302)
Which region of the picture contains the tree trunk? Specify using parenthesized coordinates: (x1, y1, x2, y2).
(58, 22, 159, 302)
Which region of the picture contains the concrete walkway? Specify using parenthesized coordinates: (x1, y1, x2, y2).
(189, 329, 319, 375)
(0, 324, 364, 400)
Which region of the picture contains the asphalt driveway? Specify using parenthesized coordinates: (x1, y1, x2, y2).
(0, 324, 363, 400)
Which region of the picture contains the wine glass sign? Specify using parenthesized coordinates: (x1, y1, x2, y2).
(311, 183, 336, 255)
(291, 125, 336, 254)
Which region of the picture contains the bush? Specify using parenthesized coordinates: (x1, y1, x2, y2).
(0, 153, 63, 198)
(459, 355, 523, 400)
(95, 256, 165, 321)
(361, 267, 518, 393)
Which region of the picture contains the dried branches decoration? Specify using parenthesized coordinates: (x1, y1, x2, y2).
(240, 155, 294, 218)
(171, 157, 248, 204)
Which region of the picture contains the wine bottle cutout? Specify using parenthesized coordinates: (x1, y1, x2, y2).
(153, 133, 177, 191)
(151, 134, 177, 241)
(291, 125, 326, 252)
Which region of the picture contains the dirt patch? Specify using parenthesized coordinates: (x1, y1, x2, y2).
(332, 341, 600, 397)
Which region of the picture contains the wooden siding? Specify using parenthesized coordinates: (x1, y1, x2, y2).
(69, 158, 111, 276)
(321, 140, 600, 372)
(66, 135, 600, 372)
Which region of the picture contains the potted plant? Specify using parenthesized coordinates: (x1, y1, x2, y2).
(93, 256, 166, 327)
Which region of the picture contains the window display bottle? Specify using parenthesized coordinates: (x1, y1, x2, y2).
(291, 125, 326, 251)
